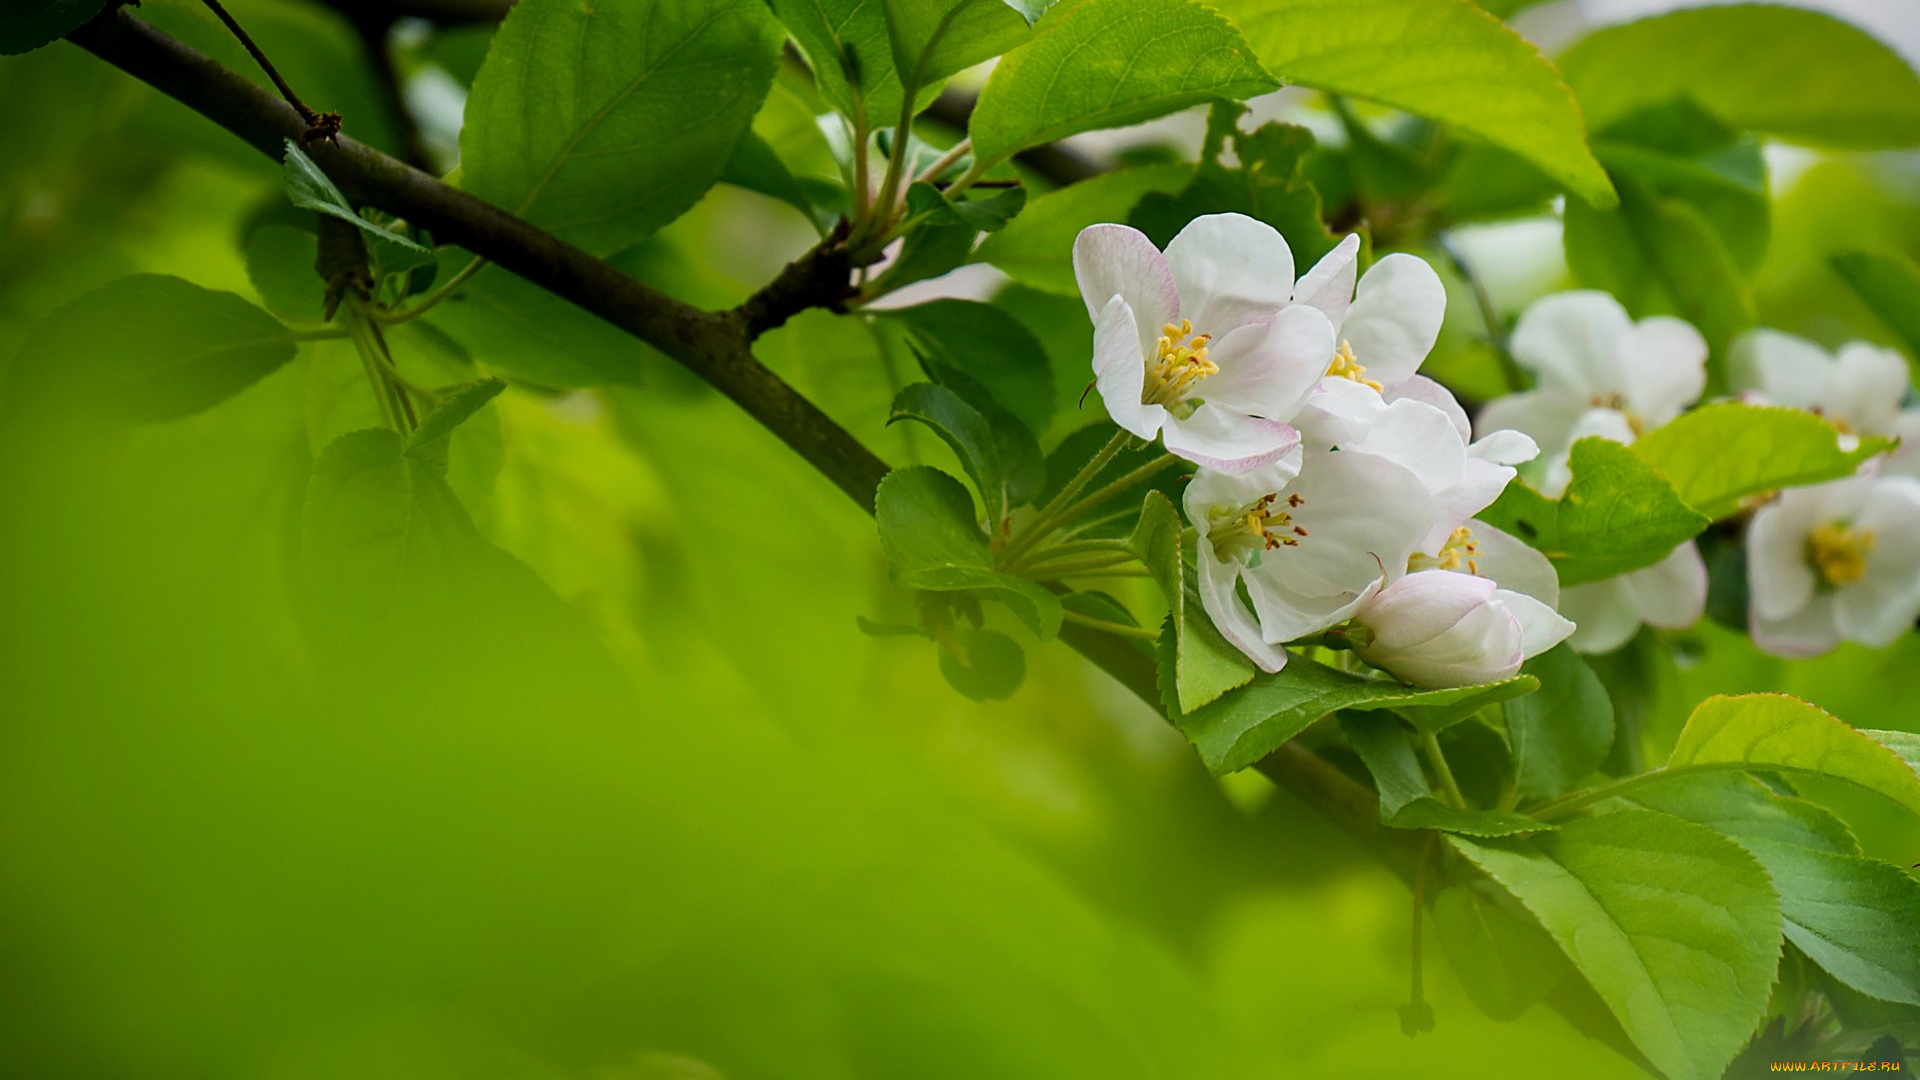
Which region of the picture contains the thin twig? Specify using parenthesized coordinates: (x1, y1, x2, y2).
(198, 0, 337, 140)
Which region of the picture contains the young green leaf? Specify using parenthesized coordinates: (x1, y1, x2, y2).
(973, 164, 1191, 295)
(874, 465, 1062, 639)
(1593, 139, 1769, 271)
(870, 184, 981, 293)
(968, 0, 1276, 169)
(1559, 6, 1920, 151)
(1477, 437, 1709, 587)
(408, 377, 507, 457)
(721, 131, 823, 232)
(1743, 840, 1920, 1007)
(1832, 251, 1920, 376)
(1666, 694, 1920, 818)
(1630, 403, 1891, 521)
(1433, 882, 1570, 1021)
(1132, 492, 1257, 714)
(880, 299, 1057, 435)
(1507, 648, 1614, 800)
(1863, 728, 1920, 781)
(282, 141, 430, 255)
(1214, 0, 1614, 208)
(1449, 811, 1781, 1080)
(888, 382, 1009, 520)
(1173, 652, 1535, 775)
(462, 0, 781, 255)
(2, 0, 113, 55)
(7, 274, 299, 422)
(1340, 712, 1554, 837)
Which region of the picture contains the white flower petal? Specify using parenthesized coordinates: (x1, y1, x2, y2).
(1091, 295, 1164, 441)
(1476, 390, 1588, 456)
(1075, 223, 1179, 358)
(1292, 233, 1362, 325)
(1747, 488, 1822, 622)
(1163, 213, 1295, 336)
(1429, 457, 1517, 548)
(1468, 429, 1540, 466)
(1385, 374, 1472, 443)
(1162, 406, 1302, 474)
(1510, 291, 1632, 398)
(1360, 570, 1498, 649)
(1472, 522, 1559, 606)
(1494, 588, 1576, 660)
(1245, 450, 1436, 608)
(1293, 377, 1385, 450)
(1355, 576, 1525, 688)
(1201, 304, 1337, 423)
(1829, 343, 1910, 437)
(1620, 541, 1707, 631)
(1617, 316, 1707, 428)
(1347, 396, 1469, 494)
(1883, 409, 1920, 479)
(1559, 577, 1643, 654)
(1729, 328, 1833, 409)
(1752, 592, 1842, 659)
(1198, 549, 1290, 673)
(1339, 253, 1446, 386)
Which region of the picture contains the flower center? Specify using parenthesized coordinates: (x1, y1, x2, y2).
(1326, 340, 1382, 391)
(1408, 526, 1481, 576)
(1208, 491, 1309, 565)
(1807, 521, 1874, 587)
(1588, 394, 1646, 436)
(1143, 319, 1217, 406)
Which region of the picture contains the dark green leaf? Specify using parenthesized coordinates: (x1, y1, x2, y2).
(874, 465, 1062, 639)
(1593, 140, 1769, 272)
(1128, 122, 1338, 265)
(871, 183, 980, 293)
(1, 0, 112, 55)
(1833, 251, 1920, 379)
(1433, 881, 1570, 1021)
(1478, 437, 1709, 587)
(1630, 403, 1891, 521)
(721, 130, 823, 232)
(889, 382, 1009, 520)
(938, 626, 1026, 700)
(1340, 712, 1553, 836)
(1744, 841, 1920, 1007)
(1507, 649, 1614, 799)
(408, 377, 507, 461)
(282, 141, 430, 255)
(882, 0, 1032, 108)
(462, 0, 781, 255)
(243, 223, 324, 322)
(881, 298, 1056, 434)
(974, 165, 1189, 295)
(426, 267, 642, 389)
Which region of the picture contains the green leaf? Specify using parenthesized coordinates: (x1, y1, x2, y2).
(1507, 648, 1613, 799)
(462, 0, 781, 255)
(1340, 712, 1555, 836)
(408, 377, 507, 459)
(302, 428, 414, 623)
(889, 382, 1009, 520)
(243, 223, 325, 322)
(767, 0, 983, 126)
(1216, 0, 1614, 208)
(425, 267, 642, 390)
(1128, 122, 1339, 266)
(1665, 694, 1920, 819)
(938, 625, 1027, 700)
(1433, 882, 1570, 1021)
(1593, 139, 1769, 272)
(1130, 492, 1256, 714)
(1560, 6, 1920, 151)
(880, 298, 1056, 435)
(968, 0, 1276, 168)
(721, 131, 821, 232)
(1478, 437, 1710, 587)
(1630, 403, 1891, 521)
(870, 183, 981, 293)
(1833, 251, 1920, 377)
(974, 164, 1190, 294)
(882, 0, 1032, 106)
(282, 141, 430, 255)
(1864, 728, 1920, 781)
(1449, 811, 1781, 1080)
(6, 274, 299, 422)
(1744, 840, 1920, 1007)
(1, 0, 112, 55)
(874, 466, 1062, 639)
(1174, 651, 1535, 775)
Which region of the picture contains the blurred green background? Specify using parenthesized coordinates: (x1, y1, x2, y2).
(4, 2, 1919, 1077)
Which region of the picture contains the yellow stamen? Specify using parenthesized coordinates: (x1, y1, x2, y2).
(1143, 319, 1217, 405)
(1326, 340, 1382, 391)
(1409, 525, 1483, 576)
(1807, 521, 1874, 587)
(1212, 491, 1309, 560)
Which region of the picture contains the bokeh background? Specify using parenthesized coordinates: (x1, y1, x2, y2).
(3, 1, 1919, 1077)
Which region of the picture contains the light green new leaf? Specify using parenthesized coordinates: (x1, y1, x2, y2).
(1743, 839, 1920, 1007)
(1175, 652, 1534, 774)
(1131, 492, 1257, 714)
(1, 0, 112, 55)
(939, 625, 1027, 701)
(1560, 6, 1920, 150)
(1833, 251, 1920, 379)
(1341, 712, 1554, 836)
(1666, 694, 1920, 818)
(974, 164, 1191, 295)
(1631, 403, 1891, 521)
(1449, 811, 1781, 1080)
(874, 466, 1062, 639)
(283, 141, 430, 255)
(1216, 0, 1613, 207)
(8, 274, 299, 423)
(1507, 648, 1613, 799)
(1477, 437, 1709, 587)
(463, 0, 780, 255)
(1864, 728, 1920, 781)
(969, 0, 1276, 169)
(1433, 882, 1570, 1021)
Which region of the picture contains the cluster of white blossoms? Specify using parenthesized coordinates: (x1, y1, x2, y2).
(1073, 213, 1574, 688)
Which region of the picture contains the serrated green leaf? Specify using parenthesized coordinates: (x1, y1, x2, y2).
(1449, 811, 1781, 1080)
(1340, 712, 1554, 836)
(769, 0, 982, 126)
(1175, 651, 1534, 774)
(1665, 694, 1920, 819)
(282, 141, 430, 255)
(889, 382, 1008, 520)
(882, 0, 1033, 108)
(969, 0, 1276, 168)
(1743, 840, 1920, 1007)
(974, 164, 1191, 294)
(1630, 403, 1890, 521)
(874, 465, 1062, 639)
(2, 0, 112, 55)
(1217, 0, 1613, 208)
(1478, 437, 1709, 587)
(6, 274, 299, 423)
(1433, 882, 1570, 1021)
(881, 298, 1056, 434)
(1129, 492, 1255, 713)
(1626, 773, 1860, 857)
(1864, 728, 1920, 781)
(462, 0, 780, 256)
(871, 183, 981, 293)
(408, 377, 506, 455)
(1507, 648, 1614, 799)
(1560, 6, 1920, 151)
(1833, 251, 1920, 380)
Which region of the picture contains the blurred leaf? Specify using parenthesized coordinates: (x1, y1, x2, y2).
(1665, 694, 1920, 818)
(1, 0, 112, 55)
(1129, 121, 1339, 265)
(881, 298, 1055, 433)
(1341, 712, 1554, 836)
(968, 0, 1276, 168)
(889, 382, 1013, 520)
(1132, 492, 1257, 713)
(282, 140, 429, 255)
(1560, 6, 1920, 150)
(6, 273, 298, 422)
(1449, 811, 1780, 1080)
(302, 427, 414, 623)
(462, 0, 780, 255)
(1217, 0, 1614, 208)
(938, 625, 1027, 700)
(721, 130, 823, 232)
(1626, 773, 1859, 856)
(407, 376, 507, 475)
(1478, 437, 1709, 587)
(973, 164, 1191, 294)
(1630, 403, 1890, 521)
(1507, 648, 1614, 800)
(244, 223, 324, 321)
(1833, 250, 1920, 377)
(1593, 140, 1769, 272)
(1172, 651, 1534, 774)
(1743, 840, 1920, 1007)
(426, 266, 642, 389)
(1434, 882, 1569, 1021)
(874, 465, 1062, 639)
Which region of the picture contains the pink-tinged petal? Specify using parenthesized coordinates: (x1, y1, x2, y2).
(1292, 233, 1362, 324)
(1198, 551, 1290, 673)
(1621, 542, 1707, 630)
(1467, 429, 1539, 466)
(1339, 253, 1445, 386)
(1164, 213, 1295, 336)
(1510, 290, 1632, 398)
(1249, 573, 1385, 646)
(1475, 390, 1588, 455)
(1360, 570, 1497, 650)
(1752, 592, 1842, 659)
(1202, 304, 1337, 423)
(1829, 343, 1909, 437)
(1618, 316, 1707, 428)
(1074, 223, 1178, 359)
(1385, 374, 1471, 443)
(1091, 295, 1163, 442)
(1746, 490, 1821, 622)
(1496, 589, 1575, 660)
(1728, 328, 1832, 408)
(1559, 577, 1642, 654)
(1162, 407, 1302, 474)
(1471, 522, 1559, 606)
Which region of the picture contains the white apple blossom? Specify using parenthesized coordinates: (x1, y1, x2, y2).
(1351, 570, 1574, 689)
(1074, 215, 1335, 472)
(1746, 473, 1920, 657)
(1187, 448, 1438, 673)
(1730, 329, 1920, 476)
(1474, 291, 1710, 653)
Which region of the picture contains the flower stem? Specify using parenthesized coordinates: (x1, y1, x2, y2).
(1052, 452, 1181, 527)
(1015, 552, 1139, 581)
(1061, 609, 1159, 641)
(1419, 728, 1467, 810)
(998, 429, 1131, 566)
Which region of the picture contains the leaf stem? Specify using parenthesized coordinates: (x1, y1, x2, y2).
(1419, 728, 1468, 810)
(1437, 232, 1524, 394)
(1060, 609, 1158, 641)
(372, 256, 487, 325)
(1052, 452, 1181, 527)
